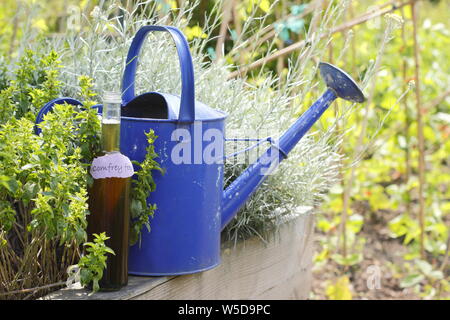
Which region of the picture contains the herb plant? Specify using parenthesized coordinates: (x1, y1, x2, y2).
(77, 233, 115, 293)
(130, 130, 163, 246)
(0, 53, 97, 297)
(0, 48, 160, 297)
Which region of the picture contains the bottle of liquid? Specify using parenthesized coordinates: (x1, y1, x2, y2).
(87, 91, 134, 291)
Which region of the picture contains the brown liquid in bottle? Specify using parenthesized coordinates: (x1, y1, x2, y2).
(87, 103, 131, 291)
(87, 176, 130, 290)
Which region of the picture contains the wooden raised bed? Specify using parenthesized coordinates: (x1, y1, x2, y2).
(43, 207, 314, 300)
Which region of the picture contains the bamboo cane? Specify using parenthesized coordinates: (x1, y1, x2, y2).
(400, 6, 412, 216)
(411, 0, 426, 259)
(215, 0, 233, 61)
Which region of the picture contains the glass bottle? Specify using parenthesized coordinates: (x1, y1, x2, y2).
(87, 91, 132, 291)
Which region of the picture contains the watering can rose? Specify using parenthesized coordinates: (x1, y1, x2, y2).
(90, 152, 135, 179)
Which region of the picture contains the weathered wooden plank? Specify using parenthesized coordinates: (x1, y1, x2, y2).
(43, 275, 170, 300)
(44, 210, 314, 300)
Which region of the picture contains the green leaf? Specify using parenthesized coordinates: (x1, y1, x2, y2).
(92, 279, 99, 293)
(400, 274, 425, 288)
(326, 276, 352, 300)
(22, 181, 39, 204)
(331, 253, 363, 266)
(130, 198, 143, 217)
(415, 260, 433, 276)
(347, 214, 364, 234)
(258, 0, 270, 13)
(0, 175, 19, 194)
(428, 270, 444, 280)
(104, 247, 115, 255)
(21, 163, 37, 170)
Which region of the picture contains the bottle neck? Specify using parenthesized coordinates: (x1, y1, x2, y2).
(101, 119, 121, 152)
(101, 100, 122, 153)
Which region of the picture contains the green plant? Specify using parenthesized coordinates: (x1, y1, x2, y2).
(12, 49, 62, 120)
(0, 48, 161, 297)
(0, 88, 96, 299)
(325, 276, 353, 300)
(0, 56, 8, 90)
(77, 232, 115, 293)
(399, 259, 448, 299)
(0, 49, 61, 124)
(312, 0, 449, 299)
(130, 130, 163, 246)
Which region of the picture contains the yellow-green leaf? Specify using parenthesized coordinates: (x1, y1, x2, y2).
(326, 276, 353, 300)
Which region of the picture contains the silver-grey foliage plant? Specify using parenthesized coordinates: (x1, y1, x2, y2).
(42, 0, 368, 242)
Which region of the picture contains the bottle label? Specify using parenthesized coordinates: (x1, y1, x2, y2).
(90, 152, 135, 179)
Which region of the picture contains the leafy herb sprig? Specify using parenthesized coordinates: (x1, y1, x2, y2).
(77, 232, 115, 293)
(129, 130, 163, 246)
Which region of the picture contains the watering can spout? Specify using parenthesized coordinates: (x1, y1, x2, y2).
(221, 62, 366, 230)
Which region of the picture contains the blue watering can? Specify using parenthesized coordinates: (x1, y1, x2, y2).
(37, 25, 365, 276)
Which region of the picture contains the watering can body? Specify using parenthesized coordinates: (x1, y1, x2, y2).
(122, 114, 226, 275)
(120, 26, 227, 275)
(36, 25, 365, 276)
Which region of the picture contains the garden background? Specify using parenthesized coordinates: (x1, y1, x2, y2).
(0, 0, 449, 300)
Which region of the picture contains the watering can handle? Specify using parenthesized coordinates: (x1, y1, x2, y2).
(122, 25, 195, 123)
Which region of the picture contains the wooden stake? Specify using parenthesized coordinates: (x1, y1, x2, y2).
(232, 0, 242, 38)
(276, 1, 286, 77)
(400, 6, 412, 215)
(411, 0, 426, 259)
(215, 0, 233, 61)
